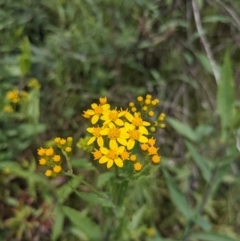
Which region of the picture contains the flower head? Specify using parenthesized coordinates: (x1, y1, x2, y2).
(99, 144, 125, 168)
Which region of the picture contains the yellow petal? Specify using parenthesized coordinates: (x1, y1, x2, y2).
(139, 126, 148, 135)
(107, 159, 113, 168)
(125, 112, 133, 122)
(86, 127, 94, 133)
(100, 147, 108, 154)
(139, 135, 148, 143)
(117, 138, 127, 146)
(91, 115, 99, 124)
(102, 104, 110, 110)
(91, 103, 98, 109)
(143, 121, 151, 126)
(97, 137, 104, 147)
(127, 139, 135, 150)
(110, 139, 117, 149)
(100, 128, 109, 135)
(117, 146, 125, 153)
(115, 119, 124, 126)
(87, 137, 96, 145)
(114, 158, 123, 167)
(99, 156, 108, 163)
(85, 109, 95, 115)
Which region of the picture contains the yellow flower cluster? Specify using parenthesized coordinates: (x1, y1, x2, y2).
(6, 89, 28, 104)
(28, 78, 41, 89)
(3, 78, 40, 114)
(37, 137, 73, 177)
(83, 95, 165, 171)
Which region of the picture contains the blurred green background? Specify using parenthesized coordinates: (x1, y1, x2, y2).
(1, 0, 240, 240)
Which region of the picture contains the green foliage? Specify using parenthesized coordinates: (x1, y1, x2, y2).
(1, 0, 240, 240)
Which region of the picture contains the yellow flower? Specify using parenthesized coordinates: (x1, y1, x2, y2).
(92, 149, 102, 160)
(45, 147, 54, 156)
(100, 123, 129, 148)
(125, 112, 150, 134)
(45, 170, 53, 177)
(148, 137, 156, 146)
(53, 165, 62, 173)
(39, 158, 47, 165)
(125, 123, 148, 150)
(99, 97, 107, 105)
(120, 149, 130, 160)
(137, 96, 143, 102)
(87, 126, 105, 147)
(28, 78, 41, 89)
(101, 108, 126, 126)
(55, 137, 61, 144)
(130, 154, 137, 162)
(6, 90, 20, 103)
(53, 155, 61, 162)
(99, 144, 125, 168)
(60, 138, 66, 145)
(148, 111, 154, 117)
(65, 147, 72, 153)
(148, 146, 159, 155)
(152, 155, 161, 164)
(140, 143, 148, 151)
(84, 103, 110, 124)
(134, 162, 142, 171)
(4, 105, 14, 113)
(37, 147, 46, 156)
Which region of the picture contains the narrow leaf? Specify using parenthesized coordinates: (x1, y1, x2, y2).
(191, 231, 239, 241)
(163, 169, 192, 220)
(62, 206, 101, 240)
(167, 117, 198, 142)
(217, 51, 235, 131)
(185, 141, 211, 182)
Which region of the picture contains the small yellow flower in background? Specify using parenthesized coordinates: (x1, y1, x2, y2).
(137, 96, 143, 102)
(6, 90, 20, 103)
(134, 162, 142, 171)
(53, 165, 62, 173)
(38, 147, 46, 156)
(140, 143, 148, 151)
(28, 78, 41, 89)
(129, 102, 134, 107)
(54, 137, 61, 144)
(148, 111, 154, 117)
(146, 227, 155, 237)
(45, 170, 53, 177)
(4, 105, 14, 113)
(148, 137, 156, 146)
(148, 146, 159, 155)
(60, 139, 66, 145)
(65, 147, 72, 153)
(53, 155, 61, 162)
(39, 158, 47, 165)
(45, 147, 54, 156)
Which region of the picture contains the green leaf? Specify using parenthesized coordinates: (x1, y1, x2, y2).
(62, 206, 101, 240)
(97, 172, 114, 188)
(56, 176, 83, 204)
(185, 141, 211, 182)
(167, 117, 198, 142)
(195, 53, 214, 74)
(217, 51, 235, 132)
(203, 15, 231, 23)
(190, 231, 239, 241)
(162, 169, 192, 220)
(74, 191, 113, 207)
(51, 206, 64, 241)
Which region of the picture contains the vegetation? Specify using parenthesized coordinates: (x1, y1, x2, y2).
(1, 0, 240, 240)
